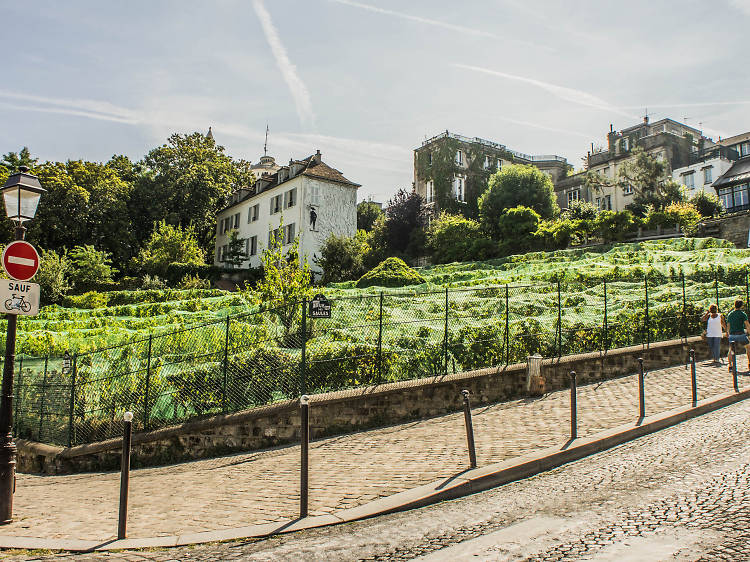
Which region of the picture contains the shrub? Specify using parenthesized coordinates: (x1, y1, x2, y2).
(427, 212, 493, 264)
(664, 202, 702, 232)
(595, 210, 635, 242)
(356, 257, 426, 288)
(69, 245, 117, 289)
(135, 221, 204, 276)
(563, 200, 597, 221)
(178, 274, 211, 289)
(690, 190, 723, 217)
(496, 206, 540, 255)
(36, 248, 72, 305)
(316, 231, 369, 284)
(142, 274, 167, 289)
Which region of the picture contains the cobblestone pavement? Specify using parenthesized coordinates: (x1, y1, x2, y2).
(2, 364, 750, 560)
(5, 360, 749, 544)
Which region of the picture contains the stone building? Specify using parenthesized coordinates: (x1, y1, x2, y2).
(555, 117, 707, 212)
(671, 145, 738, 199)
(413, 131, 568, 218)
(214, 150, 359, 275)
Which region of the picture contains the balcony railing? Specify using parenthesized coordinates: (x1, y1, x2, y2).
(420, 131, 566, 164)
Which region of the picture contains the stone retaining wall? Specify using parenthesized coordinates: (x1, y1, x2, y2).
(699, 211, 750, 248)
(17, 336, 718, 474)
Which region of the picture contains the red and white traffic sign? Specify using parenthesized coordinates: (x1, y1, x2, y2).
(2, 241, 40, 281)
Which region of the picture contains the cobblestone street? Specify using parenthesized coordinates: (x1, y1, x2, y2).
(3, 359, 749, 550)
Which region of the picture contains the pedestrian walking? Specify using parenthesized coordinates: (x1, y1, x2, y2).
(725, 299, 750, 373)
(701, 304, 726, 365)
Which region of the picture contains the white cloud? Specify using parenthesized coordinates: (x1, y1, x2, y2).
(728, 0, 750, 16)
(495, 116, 595, 140)
(453, 64, 636, 119)
(0, 90, 140, 124)
(252, 0, 315, 127)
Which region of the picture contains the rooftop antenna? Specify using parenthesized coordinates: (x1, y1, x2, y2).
(264, 124, 269, 157)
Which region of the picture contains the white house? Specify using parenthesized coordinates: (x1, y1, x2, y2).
(214, 150, 359, 275)
(672, 145, 737, 198)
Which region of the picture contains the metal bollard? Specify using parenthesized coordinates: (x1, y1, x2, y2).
(731, 343, 739, 393)
(117, 411, 133, 540)
(637, 358, 646, 419)
(461, 390, 477, 468)
(689, 349, 697, 407)
(569, 371, 578, 440)
(300, 395, 309, 519)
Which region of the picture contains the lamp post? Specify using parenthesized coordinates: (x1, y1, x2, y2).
(0, 166, 45, 523)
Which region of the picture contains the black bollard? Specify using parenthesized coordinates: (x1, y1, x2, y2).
(637, 358, 645, 419)
(569, 371, 578, 440)
(300, 395, 309, 518)
(731, 343, 739, 393)
(690, 349, 697, 407)
(461, 390, 477, 468)
(117, 411, 133, 540)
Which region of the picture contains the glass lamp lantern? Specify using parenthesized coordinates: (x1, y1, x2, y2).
(1, 166, 45, 223)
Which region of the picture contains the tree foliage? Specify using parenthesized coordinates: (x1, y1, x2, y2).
(224, 229, 246, 269)
(690, 190, 723, 218)
(426, 212, 495, 264)
(479, 165, 558, 239)
(356, 201, 383, 232)
(356, 257, 425, 288)
(134, 221, 204, 276)
(35, 248, 72, 305)
(69, 245, 117, 288)
(316, 231, 369, 283)
(383, 189, 427, 257)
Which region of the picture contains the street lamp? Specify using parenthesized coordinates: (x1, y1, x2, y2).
(0, 165, 45, 523)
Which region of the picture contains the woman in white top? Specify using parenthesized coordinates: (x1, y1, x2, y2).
(701, 304, 727, 364)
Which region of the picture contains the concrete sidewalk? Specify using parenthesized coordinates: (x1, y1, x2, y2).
(5, 360, 748, 543)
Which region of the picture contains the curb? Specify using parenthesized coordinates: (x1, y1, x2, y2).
(2, 385, 749, 552)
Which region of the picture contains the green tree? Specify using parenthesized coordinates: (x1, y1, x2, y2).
(316, 231, 369, 283)
(479, 165, 558, 239)
(563, 199, 597, 221)
(690, 190, 723, 217)
(496, 206, 540, 255)
(224, 229, 246, 269)
(35, 248, 72, 305)
(250, 222, 312, 335)
(133, 132, 253, 250)
(595, 210, 635, 242)
(1, 147, 38, 172)
(356, 200, 383, 232)
(426, 212, 495, 264)
(134, 221, 204, 276)
(383, 189, 427, 257)
(69, 245, 117, 287)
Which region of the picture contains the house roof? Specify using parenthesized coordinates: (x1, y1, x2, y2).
(218, 151, 360, 214)
(718, 131, 750, 147)
(713, 156, 750, 189)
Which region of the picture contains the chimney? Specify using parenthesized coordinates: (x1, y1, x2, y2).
(610, 124, 613, 132)
(313, 149, 322, 164)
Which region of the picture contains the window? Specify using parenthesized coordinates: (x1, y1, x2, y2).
(737, 142, 750, 157)
(602, 167, 610, 178)
(268, 227, 282, 247)
(603, 195, 612, 210)
(703, 166, 713, 184)
(270, 194, 282, 214)
(248, 235, 257, 256)
(222, 217, 232, 234)
(283, 223, 295, 245)
(221, 245, 228, 262)
(247, 204, 259, 223)
(623, 184, 633, 195)
(453, 176, 465, 202)
(233, 213, 240, 229)
(595, 197, 600, 210)
(683, 172, 695, 189)
(426, 180, 434, 203)
(427, 152, 432, 166)
(310, 184, 321, 206)
(284, 188, 297, 208)
(497, 158, 503, 170)
(483, 155, 490, 170)
(567, 189, 580, 206)
(216, 248, 221, 262)
(455, 150, 463, 165)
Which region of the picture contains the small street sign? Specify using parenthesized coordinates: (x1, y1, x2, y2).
(2, 241, 40, 281)
(309, 294, 331, 318)
(0, 280, 40, 316)
(62, 351, 72, 375)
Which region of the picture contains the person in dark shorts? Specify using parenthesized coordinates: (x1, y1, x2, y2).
(726, 299, 750, 372)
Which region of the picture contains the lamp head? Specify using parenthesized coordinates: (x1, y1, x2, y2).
(123, 411, 134, 422)
(1, 166, 46, 223)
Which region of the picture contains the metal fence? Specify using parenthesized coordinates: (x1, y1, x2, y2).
(10, 269, 749, 447)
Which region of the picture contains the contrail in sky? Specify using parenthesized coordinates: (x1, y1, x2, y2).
(0, 90, 139, 123)
(252, 0, 315, 127)
(453, 64, 636, 119)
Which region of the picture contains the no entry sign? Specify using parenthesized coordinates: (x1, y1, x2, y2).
(2, 241, 40, 281)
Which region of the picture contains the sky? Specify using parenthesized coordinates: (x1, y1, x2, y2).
(2, 0, 750, 203)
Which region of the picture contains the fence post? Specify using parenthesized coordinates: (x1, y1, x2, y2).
(222, 316, 230, 413)
(38, 356, 48, 441)
(143, 335, 153, 431)
(300, 299, 307, 396)
(504, 284, 510, 365)
(14, 359, 21, 437)
(299, 395, 309, 519)
(569, 371, 578, 440)
(603, 279, 608, 351)
(556, 279, 562, 357)
(746, 270, 749, 311)
(118, 411, 133, 540)
(67, 355, 77, 448)
(681, 271, 687, 341)
(644, 274, 650, 348)
(461, 390, 477, 468)
(443, 287, 449, 375)
(714, 270, 720, 309)
(731, 341, 739, 393)
(689, 349, 697, 407)
(377, 292, 383, 383)
(637, 357, 645, 419)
